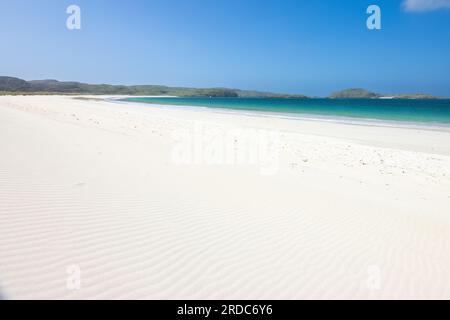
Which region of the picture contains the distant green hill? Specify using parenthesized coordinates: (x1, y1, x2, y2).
(0, 77, 32, 92)
(385, 93, 438, 100)
(330, 88, 438, 99)
(330, 88, 380, 99)
(0, 76, 309, 98)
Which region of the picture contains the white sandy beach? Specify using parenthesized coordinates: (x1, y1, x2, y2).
(0, 95, 449, 300)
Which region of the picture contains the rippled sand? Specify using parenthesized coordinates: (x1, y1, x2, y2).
(1, 96, 449, 299)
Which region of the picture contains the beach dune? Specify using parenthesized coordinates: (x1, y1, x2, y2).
(0, 96, 449, 299)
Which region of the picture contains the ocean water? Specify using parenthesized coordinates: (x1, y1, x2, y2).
(124, 97, 450, 127)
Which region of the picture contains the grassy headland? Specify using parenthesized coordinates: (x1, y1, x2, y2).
(0, 76, 309, 98)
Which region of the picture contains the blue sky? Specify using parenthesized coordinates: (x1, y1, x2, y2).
(1, 0, 450, 96)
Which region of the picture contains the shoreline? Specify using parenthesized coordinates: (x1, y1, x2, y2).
(116, 97, 450, 133)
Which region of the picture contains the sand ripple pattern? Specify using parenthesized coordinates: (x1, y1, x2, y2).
(1, 96, 450, 299)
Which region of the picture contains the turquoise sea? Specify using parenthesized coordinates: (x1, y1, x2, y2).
(124, 97, 450, 127)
